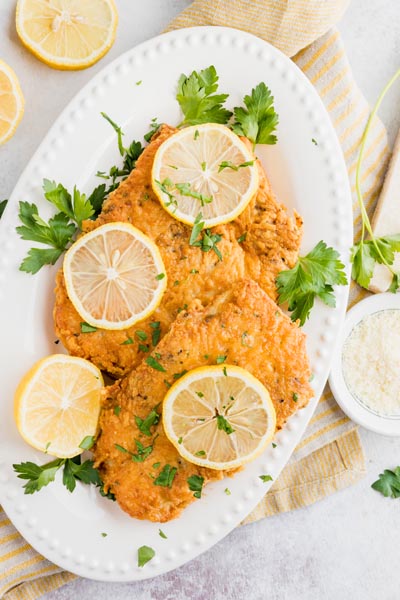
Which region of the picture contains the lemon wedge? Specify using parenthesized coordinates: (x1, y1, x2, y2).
(15, 0, 118, 70)
(14, 354, 103, 458)
(0, 60, 24, 145)
(162, 365, 276, 470)
(152, 124, 259, 227)
(63, 222, 167, 330)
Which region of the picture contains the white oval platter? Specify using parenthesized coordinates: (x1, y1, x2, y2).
(0, 26, 352, 581)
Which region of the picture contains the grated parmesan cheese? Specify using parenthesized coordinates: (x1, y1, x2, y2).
(342, 309, 400, 417)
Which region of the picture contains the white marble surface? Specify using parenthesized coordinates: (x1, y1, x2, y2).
(1, 1, 400, 599)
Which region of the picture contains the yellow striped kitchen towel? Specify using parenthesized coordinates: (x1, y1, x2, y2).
(1, 1, 390, 597)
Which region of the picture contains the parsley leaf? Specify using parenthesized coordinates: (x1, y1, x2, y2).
(144, 117, 161, 143)
(0, 199, 8, 218)
(101, 112, 125, 155)
(16, 202, 76, 274)
(159, 529, 167, 539)
(154, 464, 177, 488)
(13, 457, 101, 494)
(81, 322, 97, 333)
(145, 355, 166, 372)
(187, 474, 204, 498)
(216, 415, 235, 435)
(232, 83, 279, 147)
(43, 179, 94, 228)
(371, 467, 400, 498)
(138, 545, 155, 567)
(115, 439, 154, 462)
(135, 408, 160, 436)
(276, 241, 348, 326)
(218, 160, 254, 172)
(175, 182, 213, 206)
(259, 474, 273, 483)
(79, 435, 95, 450)
(351, 236, 400, 291)
(176, 66, 232, 127)
(190, 220, 223, 261)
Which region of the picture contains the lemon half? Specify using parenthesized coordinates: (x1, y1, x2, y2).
(0, 60, 24, 145)
(16, 0, 118, 70)
(14, 354, 103, 458)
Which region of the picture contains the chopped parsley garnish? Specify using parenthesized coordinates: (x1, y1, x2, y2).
(190, 269, 199, 274)
(178, 437, 183, 444)
(174, 280, 180, 286)
(237, 232, 247, 243)
(201, 161, 207, 171)
(101, 532, 107, 537)
(191, 228, 223, 260)
(194, 129, 200, 140)
(175, 182, 213, 207)
(176, 65, 232, 127)
(135, 330, 148, 341)
(135, 408, 160, 436)
(80, 322, 97, 333)
(232, 82, 278, 148)
(276, 241, 348, 326)
(259, 475, 273, 483)
(145, 355, 166, 372)
(222, 366, 228, 377)
(196, 391, 204, 398)
(144, 117, 161, 143)
(173, 370, 188, 380)
(138, 545, 155, 567)
(113, 406, 121, 416)
(216, 355, 227, 364)
(195, 450, 206, 457)
(153, 462, 161, 469)
(371, 467, 400, 498)
(154, 464, 177, 488)
(155, 273, 165, 280)
(79, 436, 95, 451)
(159, 529, 167, 539)
(187, 475, 204, 498)
(189, 212, 205, 245)
(115, 439, 154, 462)
(292, 393, 298, 402)
(218, 160, 254, 172)
(121, 337, 134, 345)
(138, 343, 150, 353)
(216, 415, 235, 435)
(150, 321, 161, 346)
(136, 80, 142, 86)
(272, 442, 277, 448)
(311, 138, 318, 146)
(224, 488, 231, 495)
(155, 178, 177, 208)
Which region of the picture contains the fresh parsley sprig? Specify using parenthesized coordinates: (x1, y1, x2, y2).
(13, 456, 103, 494)
(176, 66, 232, 127)
(232, 82, 278, 148)
(371, 467, 400, 498)
(276, 241, 348, 326)
(351, 68, 400, 292)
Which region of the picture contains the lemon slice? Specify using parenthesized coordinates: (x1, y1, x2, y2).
(15, 0, 118, 70)
(0, 60, 24, 145)
(163, 365, 276, 470)
(14, 354, 103, 458)
(152, 124, 259, 227)
(63, 222, 167, 330)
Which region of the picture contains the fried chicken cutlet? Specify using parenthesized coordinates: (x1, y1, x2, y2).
(94, 280, 313, 522)
(54, 125, 303, 377)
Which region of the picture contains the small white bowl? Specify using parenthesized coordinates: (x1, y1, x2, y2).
(329, 292, 400, 436)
